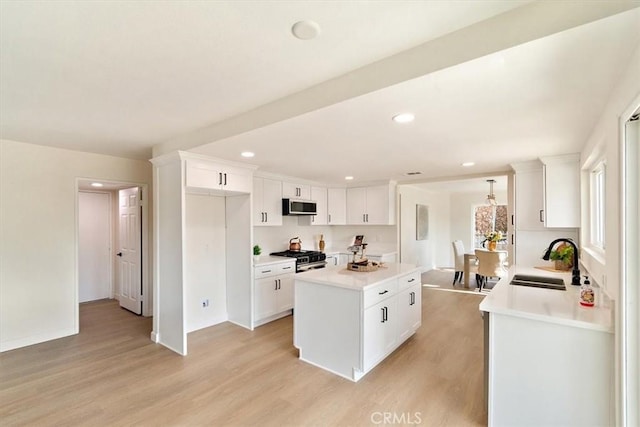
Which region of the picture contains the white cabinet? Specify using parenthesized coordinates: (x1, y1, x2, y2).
(513, 163, 545, 231)
(253, 261, 295, 326)
(326, 254, 339, 266)
(309, 186, 328, 225)
(185, 159, 252, 195)
(541, 154, 580, 228)
(282, 182, 311, 200)
(327, 188, 347, 225)
(294, 265, 421, 381)
(253, 177, 282, 226)
(363, 297, 397, 371)
(397, 283, 421, 342)
(512, 156, 580, 230)
(346, 183, 396, 225)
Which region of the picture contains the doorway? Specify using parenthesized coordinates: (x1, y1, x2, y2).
(76, 179, 150, 325)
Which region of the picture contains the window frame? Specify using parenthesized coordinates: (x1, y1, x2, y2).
(590, 160, 606, 250)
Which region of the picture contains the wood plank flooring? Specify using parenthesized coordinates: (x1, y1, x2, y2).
(0, 270, 487, 426)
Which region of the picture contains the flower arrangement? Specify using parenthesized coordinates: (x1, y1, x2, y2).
(484, 231, 503, 243)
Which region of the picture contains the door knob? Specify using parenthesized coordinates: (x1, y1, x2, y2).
(116, 252, 123, 257)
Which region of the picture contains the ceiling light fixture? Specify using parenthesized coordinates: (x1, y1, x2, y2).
(91, 182, 103, 188)
(486, 179, 497, 206)
(345, 176, 354, 181)
(392, 113, 415, 123)
(291, 20, 321, 40)
(241, 151, 255, 158)
(462, 162, 475, 167)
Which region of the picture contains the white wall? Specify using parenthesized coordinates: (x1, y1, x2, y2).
(0, 139, 152, 352)
(184, 194, 228, 333)
(579, 43, 640, 426)
(78, 191, 112, 302)
(397, 185, 450, 270)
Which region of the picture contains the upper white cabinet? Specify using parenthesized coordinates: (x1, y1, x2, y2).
(327, 188, 347, 225)
(282, 182, 311, 200)
(346, 183, 396, 225)
(253, 177, 282, 226)
(512, 162, 546, 231)
(512, 155, 580, 230)
(309, 186, 328, 226)
(541, 154, 580, 228)
(185, 158, 252, 195)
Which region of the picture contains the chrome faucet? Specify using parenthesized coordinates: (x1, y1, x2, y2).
(542, 238, 581, 286)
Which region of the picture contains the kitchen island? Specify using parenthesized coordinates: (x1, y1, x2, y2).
(480, 266, 614, 427)
(294, 262, 421, 382)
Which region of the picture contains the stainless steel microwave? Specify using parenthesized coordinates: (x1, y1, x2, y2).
(282, 199, 317, 215)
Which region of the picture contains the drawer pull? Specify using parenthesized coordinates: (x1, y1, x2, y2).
(408, 278, 415, 283)
(283, 266, 292, 270)
(378, 290, 388, 295)
(261, 270, 271, 274)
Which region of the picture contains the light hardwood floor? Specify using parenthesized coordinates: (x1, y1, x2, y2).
(0, 270, 487, 426)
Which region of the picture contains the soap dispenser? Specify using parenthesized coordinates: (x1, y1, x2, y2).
(580, 275, 595, 307)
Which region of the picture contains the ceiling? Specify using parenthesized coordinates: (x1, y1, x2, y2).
(2, 1, 639, 186)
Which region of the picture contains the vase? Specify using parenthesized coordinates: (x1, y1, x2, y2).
(487, 241, 497, 251)
(319, 234, 325, 252)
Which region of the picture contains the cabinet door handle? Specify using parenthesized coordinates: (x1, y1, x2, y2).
(328, 214, 331, 223)
(261, 212, 265, 222)
(366, 214, 369, 222)
(383, 306, 388, 322)
(224, 173, 227, 186)
(378, 290, 388, 295)
(511, 214, 514, 226)
(539, 209, 544, 223)
(511, 234, 514, 245)
(218, 172, 223, 186)
(410, 291, 415, 306)
(363, 214, 366, 223)
(265, 212, 268, 223)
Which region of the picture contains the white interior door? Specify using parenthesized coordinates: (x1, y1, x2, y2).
(79, 192, 111, 302)
(118, 187, 142, 314)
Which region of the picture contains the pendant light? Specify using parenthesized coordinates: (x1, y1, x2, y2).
(486, 179, 497, 206)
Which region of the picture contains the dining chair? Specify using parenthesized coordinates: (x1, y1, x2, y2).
(475, 249, 508, 292)
(452, 240, 477, 285)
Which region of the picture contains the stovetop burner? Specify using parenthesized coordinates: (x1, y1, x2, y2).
(270, 250, 327, 272)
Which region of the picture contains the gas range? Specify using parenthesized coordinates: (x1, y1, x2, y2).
(270, 250, 327, 273)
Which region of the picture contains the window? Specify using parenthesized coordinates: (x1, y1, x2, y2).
(590, 161, 606, 249)
(474, 205, 507, 248)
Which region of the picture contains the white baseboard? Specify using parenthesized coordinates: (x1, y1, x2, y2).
(0, 327, 78, 352)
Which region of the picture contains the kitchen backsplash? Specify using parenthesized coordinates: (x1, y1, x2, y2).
(253, 216, 397, 254)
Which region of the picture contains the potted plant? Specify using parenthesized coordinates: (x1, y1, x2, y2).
(253, 245, 262, 262)
(549, 243, 573, 271)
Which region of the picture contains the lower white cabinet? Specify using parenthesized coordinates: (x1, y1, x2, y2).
(397, 283, 421, 342)
(253, 260, 295, 327)
(363, 297, 397, 371)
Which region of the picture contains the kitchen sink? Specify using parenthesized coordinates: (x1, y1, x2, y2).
(510, 274, 566, 290)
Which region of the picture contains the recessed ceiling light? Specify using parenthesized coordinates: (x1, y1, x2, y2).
(241, 151, 255, 158)
(291, 20, 321, 40)
(91, 182, 103, 187)
(345, 176, 354, 181)
(462, 162, 475, 167)
(392, 113, 415, 123)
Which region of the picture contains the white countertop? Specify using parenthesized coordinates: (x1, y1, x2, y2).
(294, 262, 419, 291)
(253, 256, 296, 267)
(479, 266, 613, 333)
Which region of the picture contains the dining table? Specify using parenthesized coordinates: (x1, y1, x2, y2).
(463, 253, 477, 289)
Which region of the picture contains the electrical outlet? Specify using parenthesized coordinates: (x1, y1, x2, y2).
(202, 299, 209, 308)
